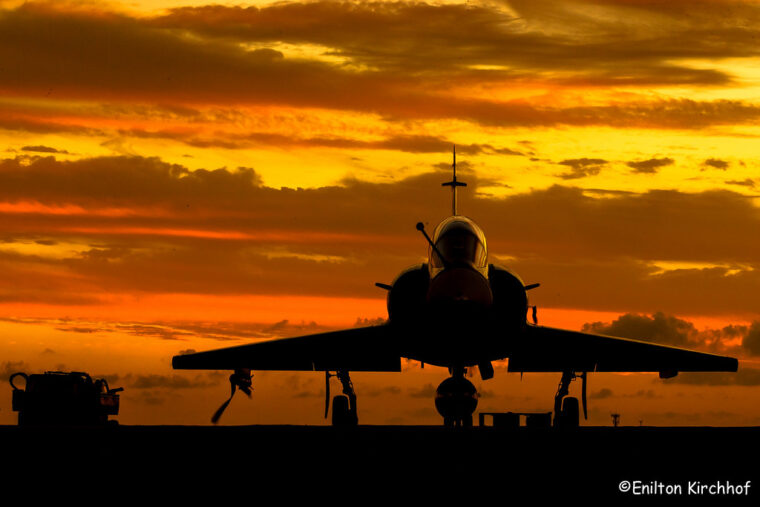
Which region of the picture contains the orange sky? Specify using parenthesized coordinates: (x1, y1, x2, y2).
(1, 0, 759, 426)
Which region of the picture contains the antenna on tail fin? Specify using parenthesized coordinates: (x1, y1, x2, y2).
(442, 145, 467, 215)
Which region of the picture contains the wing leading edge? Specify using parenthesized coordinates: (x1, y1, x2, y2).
(507, 325, 739, 374)
(172, 325, 401, 372)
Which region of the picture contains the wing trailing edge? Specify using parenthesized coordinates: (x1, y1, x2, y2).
(507, 325, 739, 374)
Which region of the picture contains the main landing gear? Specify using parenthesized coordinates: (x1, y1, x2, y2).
(435, 367, 479, 427)
(325, 370, 358, 427)
(553, 370, 587, 428)
(211, 369, 253, 424)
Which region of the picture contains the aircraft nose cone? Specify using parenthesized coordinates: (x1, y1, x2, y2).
(427, 267, 492, 307)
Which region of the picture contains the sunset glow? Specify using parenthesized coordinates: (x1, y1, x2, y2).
(1, 0, 759, 426)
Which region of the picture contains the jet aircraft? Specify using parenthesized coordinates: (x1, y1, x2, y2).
(173, 149, 738, 427)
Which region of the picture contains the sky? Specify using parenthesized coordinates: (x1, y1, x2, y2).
(1, 0, 759, 426)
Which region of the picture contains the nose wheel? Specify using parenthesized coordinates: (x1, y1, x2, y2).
(435, 367, 478, 427)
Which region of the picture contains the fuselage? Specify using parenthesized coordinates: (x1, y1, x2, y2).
(387, 215, 529, 369)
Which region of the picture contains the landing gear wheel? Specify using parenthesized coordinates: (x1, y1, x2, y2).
(331, 395, 350, 426)
(435, 374, 478, 427)
(560, 396, 580, 428)
(327, 370, 359, 426)
(553, 370, 584, 427)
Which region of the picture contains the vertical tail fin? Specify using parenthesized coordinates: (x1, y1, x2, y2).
(441, 145, 467, 215)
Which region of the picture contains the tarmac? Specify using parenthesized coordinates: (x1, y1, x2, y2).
(2, 425, 757, 502)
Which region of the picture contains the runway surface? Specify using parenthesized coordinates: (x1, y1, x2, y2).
(2, 425, 757, 501)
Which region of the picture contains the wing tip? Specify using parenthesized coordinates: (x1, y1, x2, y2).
(172, 353, 193, 370)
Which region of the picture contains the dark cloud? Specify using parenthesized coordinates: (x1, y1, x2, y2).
(433, 160, 474, 173)
(354, 317, 386, 327)
(54, 325, 106, 334)
(276, 372, 317, 392)
(702, 158, 730, 170)
(114, 324, 194, 341)
(528, 261, 760, 316)
(125, 373, 221, 389)
(408, 383, 436, 398)
(663, 367, 760, 386)
(122, 130, 525, 155)
(0, 4, 759, 131)
(623, 389, 659, 399)
(475, 185, 760, 265)
(583, 312, 760, 357)
(1, 156, 760, 314)
(20, 145, 69, 154)
(1, 315, 334, 346)
(582, 312, 696, 347)
(0, 155, 263, 209)
(742, 322, 760, 356)
(362, 385, 402, 397)
(97, 373, 124, 385)
(292, 390, 323, 399)
(166, 321, 332, 341)
(0, 259, 104, 304)
(626, 157, 674, 174)
(725, 178, 755, 188)
(556, 158, 607, 179)
(262, 320, 319, 335)
(0, 115, 105, 136)
(134, 391, 166, 405)
(0, 361, 30, 381)
(589, 388, 613, 399)
(153, 1, 760, 86)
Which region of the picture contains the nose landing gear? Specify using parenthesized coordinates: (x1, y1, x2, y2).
(435, 367, 479, 427)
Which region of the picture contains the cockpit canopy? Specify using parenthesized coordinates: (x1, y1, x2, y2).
(429, 216, 488, 278)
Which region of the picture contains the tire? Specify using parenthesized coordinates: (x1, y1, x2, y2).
(561, 397, 580, 428)
(331, 395, 350, 426)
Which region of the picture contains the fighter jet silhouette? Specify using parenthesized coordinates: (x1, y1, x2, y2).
(173, 148, 738, 427)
